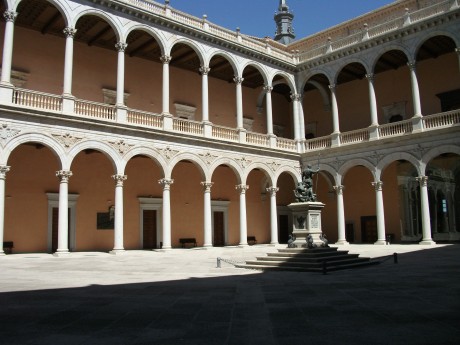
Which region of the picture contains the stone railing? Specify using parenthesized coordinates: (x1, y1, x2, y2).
(297, 0, 457, 63)
(12, 88, 62, 112)
(75, 99, 116, 121)
(127, 109, 163, 128)
(6, 87, 459, 154)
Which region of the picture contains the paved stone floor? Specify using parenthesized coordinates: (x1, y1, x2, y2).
(0, 244, 459, 345)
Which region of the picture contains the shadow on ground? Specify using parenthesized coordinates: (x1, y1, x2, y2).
(0, 245, 459, 345)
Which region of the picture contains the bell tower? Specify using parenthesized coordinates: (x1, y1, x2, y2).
(274, 0, 295, 44)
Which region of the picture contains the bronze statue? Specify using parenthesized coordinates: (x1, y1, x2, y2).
(294, 164, 318, 202)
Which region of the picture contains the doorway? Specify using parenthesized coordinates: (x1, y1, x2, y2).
(213, 211, 225, 247)
(361, 216, 377, 243)
(278, 214, 289, 244)
(47, 193, 78, 253)
(143, 210, 157, 249)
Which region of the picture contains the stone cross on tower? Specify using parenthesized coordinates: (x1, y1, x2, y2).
(274, 0, 295, 44)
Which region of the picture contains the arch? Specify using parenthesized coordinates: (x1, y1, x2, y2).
(376, 152, 421, 180)
(244, 163, 275, 187)
(207, 50, 238, 75)
(414, 31, 460, 58)
(2, 133, 65, 167)
(338, 158, 375, 180)
(300, 69, 333, 91)
(121, 146, 168, 178)
(14, 0, 72, 27)
(167, 37, 206, 66)
(274, 165, 301, 186)
(334, 58, 369, 84)
(422, 145, 460, 173)
(67, 141, 120, 173)
(168, 152, 208, 181)
(240, 61, 269, 85)
(371, 44, 412, 72)
(124, 24, 167, 55)
(72, 8, 122, 42)
(269, 71, 296, 92)
(209, 158, 244, 185)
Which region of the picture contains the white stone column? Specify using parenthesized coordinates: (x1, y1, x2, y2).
(264, 85, 274, 135)
(234, 76, 244, 129)
(236, 184, 249, 246)
(54, 170, 72, 255)
(200, 66, 210, 123)
(372, 181, 387, 245)
(0, 166, 10, 256)
(62, 27, 77, 96)
(416, 176, 436, 245)
(328, 84, 340, 134)
(366, 74, 379, 126)
(115, 42, 127, 106)
(290, 93, 301, 140)
(298, 96, 306, 140)
(407, 62, 422, 117)
(201, 182, 213, 247)
(0, 11, 16, 85)
(456, 48, 460, 73)
(334, 185, 348, 245)
(160, 55, 171, 115)
(267, 187, 279, 245)
(110, 174, 127, 254)
(159, 178, 174, 249)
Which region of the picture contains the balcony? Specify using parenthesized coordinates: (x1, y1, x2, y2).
(7, 87, 460, 155)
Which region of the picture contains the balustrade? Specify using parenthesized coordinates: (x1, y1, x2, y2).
(423, 110, 460, 129)
(276, 137, 296, 151)
(172, 117, 203, 135)
(127, 109, 163, 128)
(75, 99, 116, 120)
(13, 88, 62, 112)
(340, 128, 370, 145)
(305, 136, 332, 151)
(246, 132, 269, 147)
(379, 120, 413, 138)
(212, 125, 239, 142)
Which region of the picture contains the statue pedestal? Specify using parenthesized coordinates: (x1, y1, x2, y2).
(288, 202, 325, 248)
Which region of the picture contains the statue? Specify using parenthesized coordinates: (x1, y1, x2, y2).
(294, 164, 319, 202)
(306, 234, 317, 249)
(287, 234, 296, 248)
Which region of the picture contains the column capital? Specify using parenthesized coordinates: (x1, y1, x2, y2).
(160, 55, 172, 64)
(56, 170, 73, 182)
(0, 165, 10, 179)
(263, 85, 273, 93)
(455, 47, 460, 55)
(333, 185, 344, 194)
(416, 176, 428, 187)
(266, 186, 279, 196)
(407, 61, 417, 70)
(112, 174, 127, 186)
(3, 11, 17, 22)
(233, 76, 244, 85)
(235, 184, 249, 193)
(199, 66, 210, 75)
(290, 93, 301, 102)
(201, 181, 214, 192)
(159, 178, 174, 190)
(371, 181, 383, 191)
(63, 27, 77, 38)
(328, 84, 336, 90)
(115, 42, 128, 52)
(365, 73, 375, 81)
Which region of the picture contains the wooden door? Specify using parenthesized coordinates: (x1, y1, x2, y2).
(143, 210, 157, 249)
(361, 216, 377, 243)
(213, 211, 225, 246)
(51, 207, 70, 252)
(346, 223, 355, 243)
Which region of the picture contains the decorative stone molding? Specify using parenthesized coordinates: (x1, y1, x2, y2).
(382, 101, 407, 123)
(159, 178, 174, 190)
(199, 66, 210, 75)
(3, 11, 17, 22)
(52, 132, 83, 149)
(109, 139, 134, 154)
(266, 187, 279, 196)
(235, 184, 249, 193)
(63, 27, 77, 38)
(201, 181, 214, 192)
(0, 166, 10, 179)
(236, 156, 252, 169)
(368, 151, 385, 165)
(290, 93, 301, 102)
(102, 88, 129, 105)
(160, 146, 179, 161)
(174, 103, 196, 120)
(56, 170, 73, 182)
(233, 76, 244, 85)
(416, 176, 428, 187)
(0, 124, 20, 142)
(331, 158, 345, 170)
(372, 181, 383, 191)
(160, 55, 171, 64)
(115, 42, 128, 52)
(267, 160, 281, 172)
(263, 85, 273, 93)
(242, 117, 254, 131)
(112, 174, 127, 186)
(333, 185, 344, 195)
(199, 152, 218, 165)
(412, 144, 429, 160)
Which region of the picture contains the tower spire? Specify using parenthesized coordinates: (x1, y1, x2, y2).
(274, 0, 295, 44)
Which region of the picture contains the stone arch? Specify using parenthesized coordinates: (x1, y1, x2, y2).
(120, 146, 168, 178)
(371, 44, 412, 72)
(168, 152, 207, 181)
(422, 145, 460, 174)
(274, 165, 301, 186)
(269, 71, 296, 92)
(167, 37, 206, 66)
(240, 61, 269, 85)
(376, 152, 421, 180)
(2, 133, 65, 168)
(338, 158, 375, 180)
(414, 31, 460, 56)
(14, 0, 72, 27)
(209, 158, 244, 185)
(67, 141, 120, 173)
(124, 24, 167, 55)
(334, 58, 370, 84)
(244, 163, 275, 188)
(72, 8, 122, 42)
(207, 50, 238, 74)
(300, 69, 333, 91)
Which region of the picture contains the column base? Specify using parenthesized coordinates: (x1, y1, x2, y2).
(53, 251, 71, 257)
(419, 239, 436, 245)
(269, 242, 279, 246)
(335, 240, 349, 245)
(374, 240, 387, 245)
(238, 243, 249, 248)
(0, 251, 5, 256)
(109, 249, 126, 255)
(203, 244, 213, 248)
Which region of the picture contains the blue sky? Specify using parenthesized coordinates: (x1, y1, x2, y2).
(166, 0, 396, 39)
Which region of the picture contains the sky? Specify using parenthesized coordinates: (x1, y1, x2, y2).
(164, 0, 396, 40)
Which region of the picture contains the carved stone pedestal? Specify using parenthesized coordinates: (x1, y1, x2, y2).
(288, 201, 325, 248)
